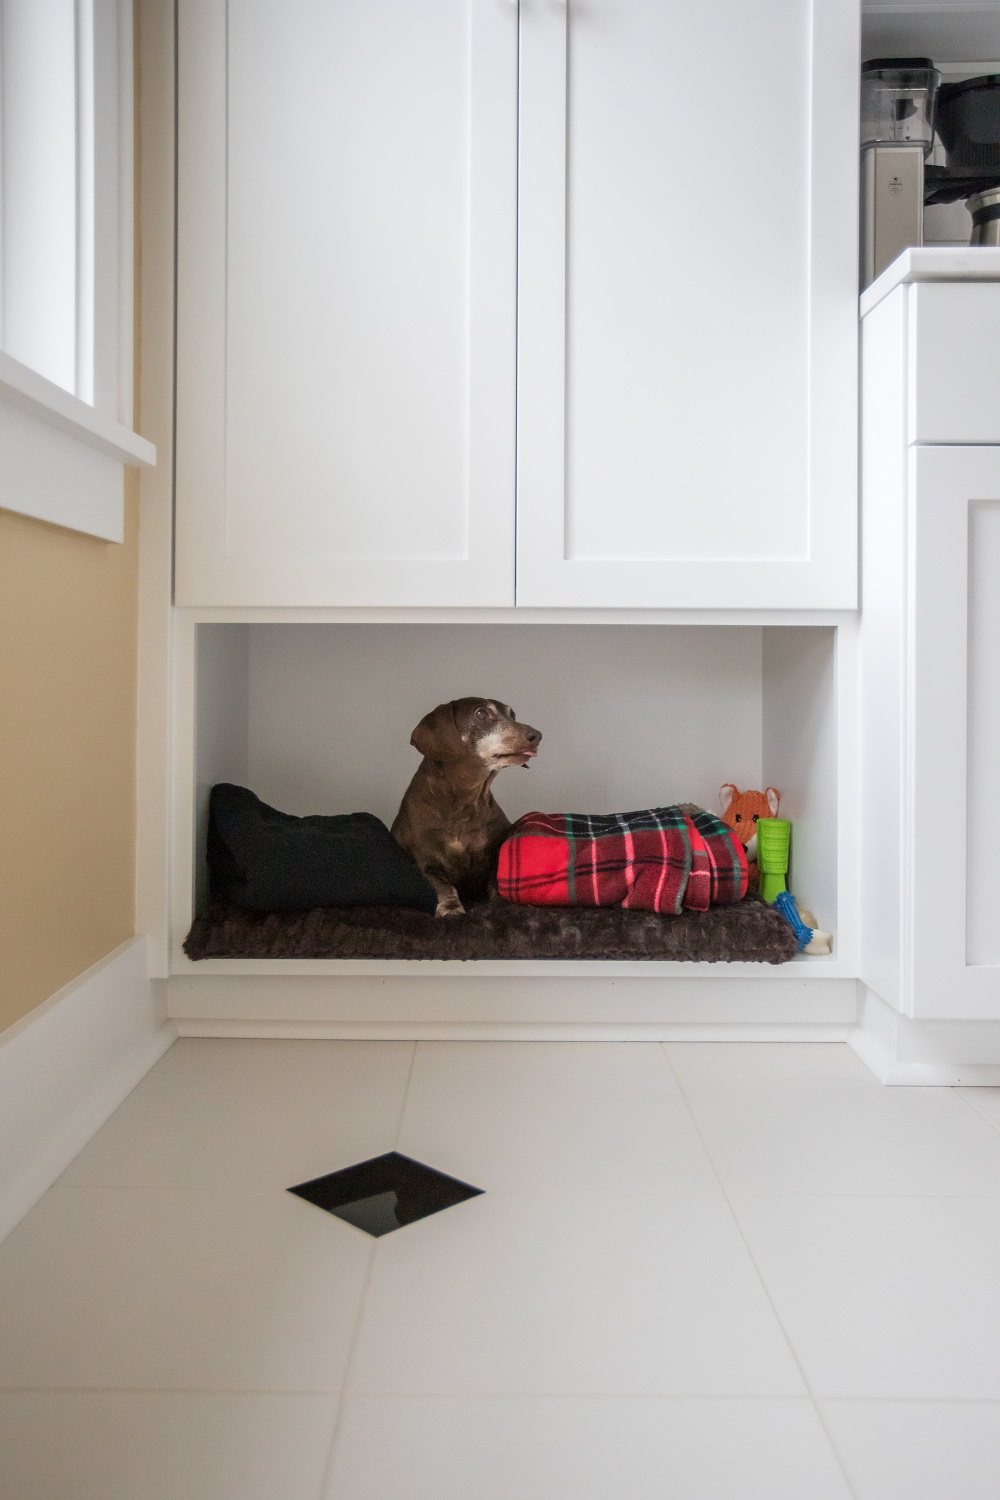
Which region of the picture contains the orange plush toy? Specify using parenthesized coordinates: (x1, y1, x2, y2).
(718, 784, 780, 889)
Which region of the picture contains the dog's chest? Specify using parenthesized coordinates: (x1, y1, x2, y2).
(437, 806, 507, 879)
(444, 823, 492, 866)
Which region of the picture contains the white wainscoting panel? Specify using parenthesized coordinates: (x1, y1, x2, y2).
(0, 939, 173, 1244)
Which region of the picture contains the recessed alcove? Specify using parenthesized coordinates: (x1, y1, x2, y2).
(172, 621, 854, 985)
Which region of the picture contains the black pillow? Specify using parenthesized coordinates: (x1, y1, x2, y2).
(207, 783, 436, 914)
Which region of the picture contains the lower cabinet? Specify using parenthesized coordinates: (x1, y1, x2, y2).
(907, 448, 1000, 1018)
(862, 275, 1000, 1020)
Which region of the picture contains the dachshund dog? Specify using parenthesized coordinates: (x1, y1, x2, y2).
(391, 697, 542, 917)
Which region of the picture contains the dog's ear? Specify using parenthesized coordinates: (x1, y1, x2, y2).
(410, 701, 465, 762)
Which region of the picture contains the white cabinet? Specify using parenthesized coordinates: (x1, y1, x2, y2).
(175, 0, 518, 607)
(908, 284, 1000, 443)
(861, 260, 1000, 1020)
(515, 0, 859, 609)
(175, 0, 859, 610)
(909, 448, 1000, 1018)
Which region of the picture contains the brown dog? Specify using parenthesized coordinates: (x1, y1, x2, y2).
(391, 697, 542, 917)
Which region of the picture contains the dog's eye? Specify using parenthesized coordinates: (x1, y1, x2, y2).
(474, 706, 488, 721)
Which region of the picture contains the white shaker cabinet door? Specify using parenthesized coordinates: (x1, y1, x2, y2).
(175, 0, 518, 607)
(515, 0, 859, 609)
(908, 447, 1000, 1020)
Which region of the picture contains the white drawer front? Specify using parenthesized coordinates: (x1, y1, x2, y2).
(910, 283, 1000, 445)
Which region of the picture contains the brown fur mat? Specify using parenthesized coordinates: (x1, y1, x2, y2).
(183, 894, 799, 964)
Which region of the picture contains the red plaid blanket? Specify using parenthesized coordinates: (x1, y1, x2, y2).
(497, 806, 748, 914)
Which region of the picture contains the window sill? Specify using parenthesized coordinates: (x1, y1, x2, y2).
(0, 350, 156, 542)
(0, 349, 155, 466)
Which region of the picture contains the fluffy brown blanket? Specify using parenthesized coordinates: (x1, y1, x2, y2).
(183, 894, 798, 964)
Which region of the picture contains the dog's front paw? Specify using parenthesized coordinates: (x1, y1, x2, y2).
(435, 897, 465, 919)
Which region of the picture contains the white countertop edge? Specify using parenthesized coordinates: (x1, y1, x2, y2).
(860, 246, 1000, 318)
(0, 348, 156, 467)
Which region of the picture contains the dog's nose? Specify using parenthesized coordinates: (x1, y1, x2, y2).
(524, 727, 542, 746)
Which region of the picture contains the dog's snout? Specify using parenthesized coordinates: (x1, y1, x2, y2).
(524, 726, 542, 747)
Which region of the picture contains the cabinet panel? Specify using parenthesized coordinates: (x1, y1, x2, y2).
(516, 0, 859, 609)
(909, 284, 1000, 446)
(967, 497, 1000, 968)
(859, 290, 908, 1011)
(175, 0, 517, 607)
(909, 447, 1000, 1019)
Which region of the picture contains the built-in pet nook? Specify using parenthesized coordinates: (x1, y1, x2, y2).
(175, 622, 848, 975)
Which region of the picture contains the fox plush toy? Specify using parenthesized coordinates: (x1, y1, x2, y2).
(718, 784, 780, 887)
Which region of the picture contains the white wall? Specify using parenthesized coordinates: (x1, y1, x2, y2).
(239, 624, 765, 829)
(194, 624, 249, 913)
(763, 627, 839, 936)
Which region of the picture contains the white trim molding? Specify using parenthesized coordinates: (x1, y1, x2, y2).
(0, 349, 155, 543)
(0, 348, 154, 467)
(0, 938, 174, 1245)
(850, 985, 1000, 1087)
(167, 972, 859, 1041)
(0, 0, 155, 542)
(135, 0, 176, 974)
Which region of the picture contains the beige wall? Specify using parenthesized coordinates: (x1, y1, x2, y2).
(0, 477, 139, 1032)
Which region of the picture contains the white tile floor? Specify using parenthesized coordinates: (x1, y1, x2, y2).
(3, 1041, 1000, 1498)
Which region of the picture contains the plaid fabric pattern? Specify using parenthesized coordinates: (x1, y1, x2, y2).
(688, 805, 750, 908)
(497, 806, 747, 914)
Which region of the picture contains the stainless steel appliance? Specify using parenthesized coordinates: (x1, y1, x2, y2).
(861, 62, 1000, 284)
(968, 186, 1000, 245)
(860, 58, 939, 288)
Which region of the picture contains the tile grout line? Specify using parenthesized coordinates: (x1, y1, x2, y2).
(312, 1040, 419, 1498)
(47, 1182, 1000, 1202)
(656, 1044, 861, 1500)
(392, 1039, 421, 1145)
(953, 1087, 1000, 1136)
(5, 1383, 1000, 1406)
(0, 1385, 342, 1398)
(332, 1383, 843, 1401)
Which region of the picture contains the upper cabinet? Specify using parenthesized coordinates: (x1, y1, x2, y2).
(175, 0, 859, 611)
(175, 0, 519, 607)
(515, 0, 860, 609)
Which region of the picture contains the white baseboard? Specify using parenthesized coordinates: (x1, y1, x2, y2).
(167, 972, 859, 1040)
(0, 938, 175, 1244)
(850, 985, 1000, 1086)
